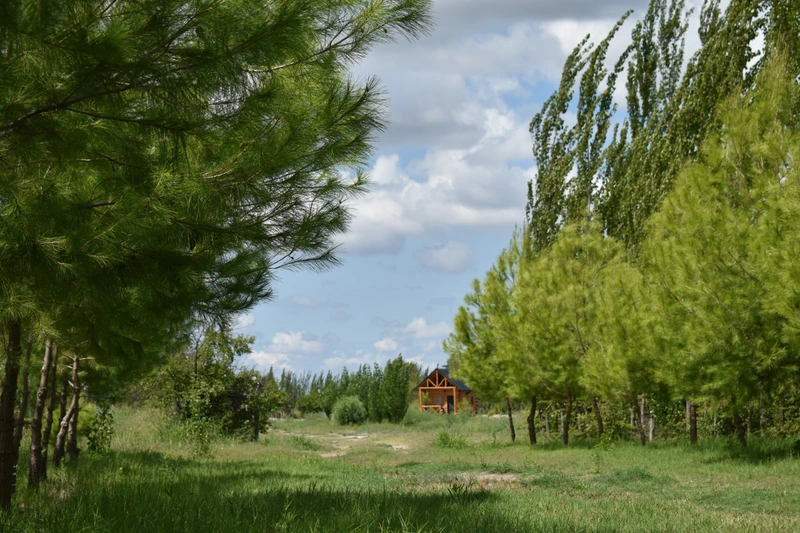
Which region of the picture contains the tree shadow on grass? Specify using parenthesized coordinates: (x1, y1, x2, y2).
(7, 449, 527, 533)
(692, 436, 800, 465)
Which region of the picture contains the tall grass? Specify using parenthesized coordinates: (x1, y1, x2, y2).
(1, 407, 798, 532)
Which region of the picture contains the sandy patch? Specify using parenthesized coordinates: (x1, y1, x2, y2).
(391, 444, 411, 450)
(319, 451, 347, 458)
(476, 473, 518, 482)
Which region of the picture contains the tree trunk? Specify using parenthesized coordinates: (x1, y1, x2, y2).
(562, 397, 572, 446)
(733, 409, 747, 448)
(526, 395, 537, 445)
(29, 340, 54, 487)
(633, 394, 646, 446)
(649, 413, 656, 442)
(689, 402, 698, 445)
(545, 412, 551, 439)
(41, 345, 59, 482)
(506, 398, 515, 443)
(58, 375, 68, 433)
(13, 338, 32, 453)
(722, 417, 734, 436)
(759, 395, 765, 435)
(0, 319, 23, 509)
(685, 400, 691, 431)
(592, 397, 604, 438)
(53, 357, 79, 469)
(66, 359, 80, 462)
(251, 381, 262, 443)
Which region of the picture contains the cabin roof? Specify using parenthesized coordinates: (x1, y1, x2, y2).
(413, 367, 472, 392)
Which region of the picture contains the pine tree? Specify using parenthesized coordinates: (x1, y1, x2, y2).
(0, 0, 432, 507)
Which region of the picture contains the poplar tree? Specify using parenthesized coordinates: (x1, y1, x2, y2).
(642, 58, 800, 447)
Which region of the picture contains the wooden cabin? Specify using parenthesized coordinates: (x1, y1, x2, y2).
(414, 367, 477, 414)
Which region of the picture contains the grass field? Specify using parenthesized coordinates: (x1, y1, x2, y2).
(3, 407, 799, 532)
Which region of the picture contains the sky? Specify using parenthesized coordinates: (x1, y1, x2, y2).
(234, 0, 707, 375)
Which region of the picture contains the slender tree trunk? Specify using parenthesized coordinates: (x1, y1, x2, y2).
(592, 397, 604, 438)
(733, 412, 747, 448)
(66, 359, 80, 462)
(733, 409, 747, 448)
(506, 398, 515, 443)
(0, 319, 23, 509)
(759, 395, 765, 435)
(526, 395, 537, 445)
(713, 412, 718, 437)
(53, 358, 79, 469)
(723, 417, 734, 436)
(251, 381, 262, 443)
(13, 338, 33, 453)
(58, 376, 68, 434)
(29, 340, 54, 487)
(689, 402, 698, 445)
(562, 397, 572, 446)
(686, 400, 691, 432)
(649, 413, 656, 442)
(41, 345, 59, 482)
(545, 412, 551, 439)
(633, 394, 646, 446)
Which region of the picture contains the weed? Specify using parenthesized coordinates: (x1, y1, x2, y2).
(435, 430, 468, 449)
(289, 435, 321, 451)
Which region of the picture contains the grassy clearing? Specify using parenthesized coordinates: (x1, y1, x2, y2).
(2, 408, 799, 532)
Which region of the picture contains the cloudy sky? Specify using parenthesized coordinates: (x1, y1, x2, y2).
(235, 0, 705, 374)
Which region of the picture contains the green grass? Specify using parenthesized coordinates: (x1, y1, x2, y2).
(2, 407, 799, 532)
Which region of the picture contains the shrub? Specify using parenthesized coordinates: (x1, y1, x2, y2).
(435, 429, 468, 449)
(332, 395, 367, 425)
(87, 403, 115, 454)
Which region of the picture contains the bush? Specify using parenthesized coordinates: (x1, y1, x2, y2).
(87, 403, 115, 454)
(332, 395, 367, 425)
(435, 430, 469, 449)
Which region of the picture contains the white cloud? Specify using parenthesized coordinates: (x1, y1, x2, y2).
(269, 331, 324, 354)
(341, 147, 533, 255)
(374, 337, 399, 352)
(416, 241, 474, 273)
(245, 351, 290, 369)
(233, 312, 255, 330)
(402, 317, 451, 339)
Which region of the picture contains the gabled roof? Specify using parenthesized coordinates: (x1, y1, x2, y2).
(413, 367, 472, 392)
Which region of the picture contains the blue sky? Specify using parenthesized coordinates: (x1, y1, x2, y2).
(235, 0, 708, 374)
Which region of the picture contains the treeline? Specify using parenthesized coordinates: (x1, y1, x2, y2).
(445, 0, 800, 448)
(268, 357, 427, 423)
(0, 0, 431, 510)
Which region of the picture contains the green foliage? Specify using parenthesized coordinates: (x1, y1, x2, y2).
(86, 403, 115, 455)
(592, 432, 614, 474)
(449, 0, 800, 449)
(435, 430, 469, 449)
(144, 327, 285, 441)
(382, 356, 412, 423)
(332, 396, 367, 426)
(289, 435, 321, 452)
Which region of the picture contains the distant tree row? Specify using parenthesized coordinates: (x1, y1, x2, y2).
(268, 357, 427, 424)
(446, 0, 800, 448)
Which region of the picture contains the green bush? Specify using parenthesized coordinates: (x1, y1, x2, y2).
(87, 403, 115, 455)
(435, 429, 468, 449)
(332, 395, 367, 425)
